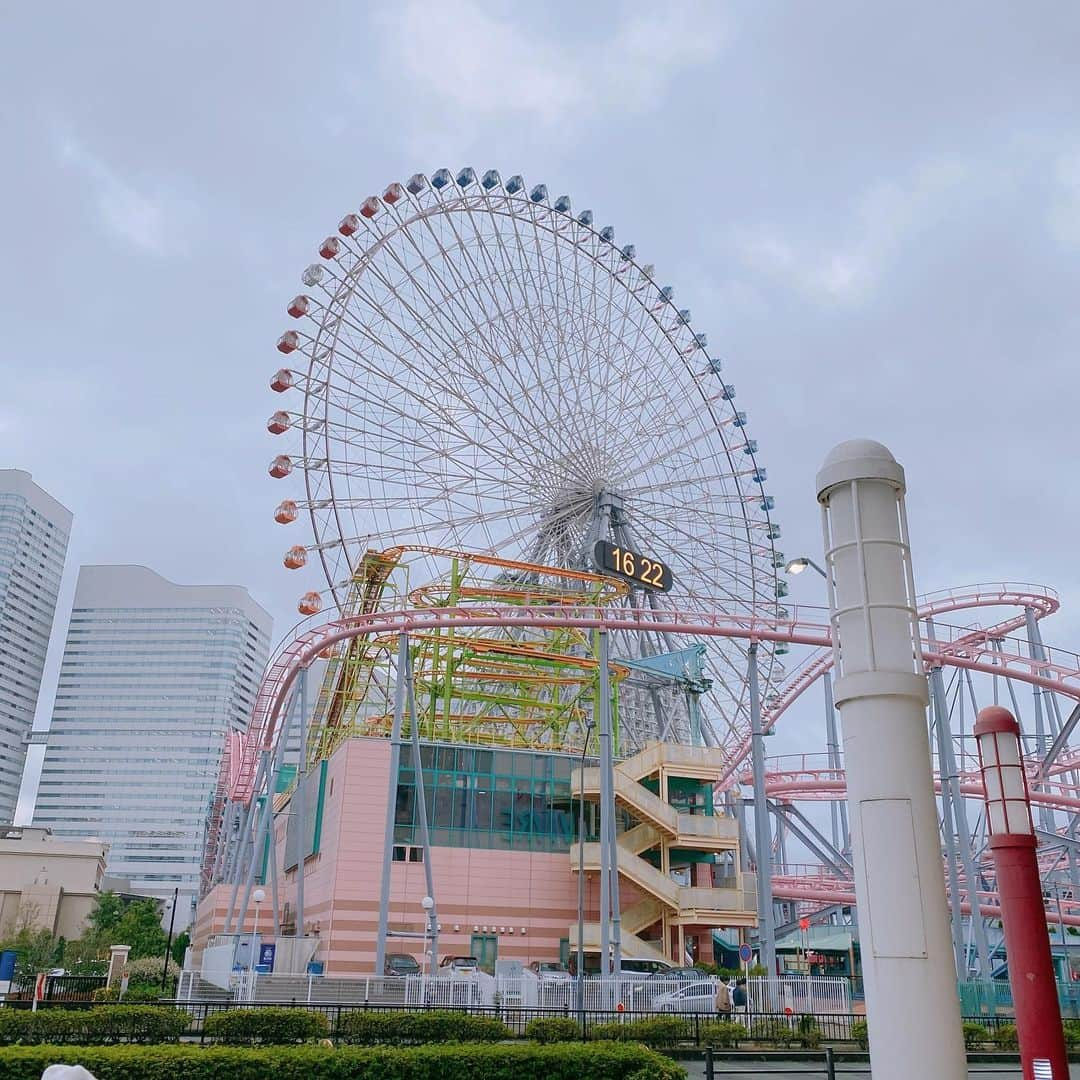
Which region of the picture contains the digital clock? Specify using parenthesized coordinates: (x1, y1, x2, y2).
(593, 540, 674, 593)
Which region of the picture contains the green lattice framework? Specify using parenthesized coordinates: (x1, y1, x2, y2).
(305, 547, 630, 767)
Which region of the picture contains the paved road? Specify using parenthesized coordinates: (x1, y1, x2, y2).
(682, 1062, 1080, 1078)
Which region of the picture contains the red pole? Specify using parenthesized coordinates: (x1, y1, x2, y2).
(975, 706, 1068, 1080)
(991, 833, 1068, 1079)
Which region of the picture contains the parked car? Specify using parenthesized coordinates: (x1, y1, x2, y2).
(529, 961, 571, 981)
(645, 966, 709, 983)
(438, 955, 479, 975)
(618, 958, 674, 981)
(652, 980, 719, 1014)
(383, 953, 420, 977)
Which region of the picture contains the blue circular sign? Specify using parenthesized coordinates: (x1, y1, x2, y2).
(739, 944, 753, 963)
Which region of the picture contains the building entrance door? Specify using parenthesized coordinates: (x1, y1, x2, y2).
(471, 934, 497, 974)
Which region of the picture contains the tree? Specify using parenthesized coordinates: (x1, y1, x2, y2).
(171, 931, 190, 968)
(74, 892, 168, 962)
(87, 891, 125, 936)
(0, 928, 58, 979)
(111, 898, 168, 961)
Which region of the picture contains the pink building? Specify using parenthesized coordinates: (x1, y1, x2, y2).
(193, 736, 756, 974)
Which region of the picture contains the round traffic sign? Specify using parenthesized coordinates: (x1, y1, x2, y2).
(739, 944, 753, 963)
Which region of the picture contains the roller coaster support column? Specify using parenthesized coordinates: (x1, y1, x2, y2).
(599, 631, 622, 974)
(405, 646, 439, 974)
(823, 674, 848, 855)
(294, 666, 307, 940)
(375, 632, 408, 979)
(596, 630, 621, 974)
(748, 643, 776, 975)
(817, 439, 965, 1080)
(974, 705, 1068, 1080)
(927, 644, 992, 981)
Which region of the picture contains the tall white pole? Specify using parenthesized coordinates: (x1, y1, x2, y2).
(817, 439, 965, 1079)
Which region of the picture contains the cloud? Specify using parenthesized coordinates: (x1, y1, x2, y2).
(735, 157, 970, 304)
(1050, 150, 1080, 249)
(370, 0, 726, 146)
(53, 132, 197, 256)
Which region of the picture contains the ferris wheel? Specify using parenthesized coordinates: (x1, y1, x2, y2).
(266, 168, 786, 751)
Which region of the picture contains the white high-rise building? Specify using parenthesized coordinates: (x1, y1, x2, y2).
(0, 471, 72, 824)
(34, 566, 271, 924)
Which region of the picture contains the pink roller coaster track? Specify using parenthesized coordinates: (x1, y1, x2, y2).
(213, 582, 1080, 922)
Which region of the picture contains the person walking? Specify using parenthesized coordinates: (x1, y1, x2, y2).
(732, 978, 748, 1011)
(715, 978, 732, 1015)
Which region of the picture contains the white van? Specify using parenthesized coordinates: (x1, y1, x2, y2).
(618, 957, 674, 981)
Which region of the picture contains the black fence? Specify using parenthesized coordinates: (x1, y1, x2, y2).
(0, 998, 1020, 1046)
(7, 975, 107, 1002)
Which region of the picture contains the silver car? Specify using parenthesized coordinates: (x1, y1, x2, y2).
(529, 961, 571, 981)
(652, 980, 719, 1014)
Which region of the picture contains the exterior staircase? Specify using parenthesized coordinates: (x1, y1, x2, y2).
(569, 742, 757, 962)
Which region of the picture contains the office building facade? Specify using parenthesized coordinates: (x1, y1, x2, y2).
(0, 471, 71, 824)
(34, 565, 271, 926)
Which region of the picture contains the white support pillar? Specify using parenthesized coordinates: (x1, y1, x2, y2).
(817, 439, 965, 1079)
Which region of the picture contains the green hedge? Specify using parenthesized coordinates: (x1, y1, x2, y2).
(92, 986, 164, 1003)
(524, 1017, 581, 1043)
(0, 1007, 188, 1045)
(851, 1019, 868, 1050)
(202, 1007, 329, 1044)
(591, 1018, 689, 1048)
(1063, 1019, 1080, 1049)
(0, 1042, 685, 1080)
(337, 1010, 510, 1045)
(992, 1023, 1018, 1050)
(961, 1022, 988, 1050)
(700, 1021, 745, 1048)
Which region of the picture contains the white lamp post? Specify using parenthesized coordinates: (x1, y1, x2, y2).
(784, 556, 827, 579)
(421, 895, 436, 977)
(250, 887, 266, 971)
(817, 439, 965, 1079)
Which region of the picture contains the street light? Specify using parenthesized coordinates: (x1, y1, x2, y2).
(973, 705, 1067, 1077)
(160, 887, 179, 993)
(576, 720, 595, 1026)
(250, 888, 266, 972)
(421, 895, 436, 977)
(784, 556, 827, 579)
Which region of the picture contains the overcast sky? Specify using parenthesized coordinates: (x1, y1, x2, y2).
(5, 2, 1080, 819)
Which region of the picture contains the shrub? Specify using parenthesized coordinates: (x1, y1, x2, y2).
(124, 955, 179, 983)
(92, 985, 163, 1003)
(700, 1021, 745, 1048)
(992, 1023, 1018, 1050)
(336, 1009, 510, 1045)
(1063, 1019, 1080, 1049)
(84, 1006, 188, 1044)
(796, 1014, 821, 1049)
(962, 1022, 988, 1050)
(525, 1017, 581, 1043)
(749, 1018, 796, 1047)
(202, 1007, 329, 1044)
(851, 1019, 869, 1050)
(0, 1041, 687, 1079)
(0, 1006, 188, 1046)
(591, 1017, 689, 1048)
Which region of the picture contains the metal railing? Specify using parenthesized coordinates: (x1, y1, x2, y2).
(958, 977, 1080, 1019)
(7, 974, 107, 1001)
(0, 996, 864, 1041)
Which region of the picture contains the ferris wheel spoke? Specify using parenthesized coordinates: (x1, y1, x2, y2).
(272, 169, 782, 753)
(398, 195, 565, 433)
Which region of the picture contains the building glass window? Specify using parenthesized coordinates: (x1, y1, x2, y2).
(393, 741, 594, 852)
